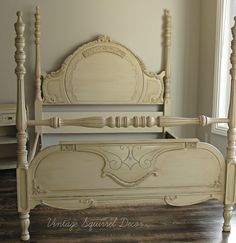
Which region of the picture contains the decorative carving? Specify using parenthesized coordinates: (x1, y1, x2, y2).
(61, 144, 76, 151)
(40, 198, 95, 210)
(78, 198, 95, 206)
(59, 143, 184, 186)
(142, 71, 165, 103)
(185, 142, 197, 149)
(64, 40, 143, 104)
(43, 55, 72, 104)
(164, 195, 177, 204)
(28, 115, 228, 129)
(42, 36, 165, 104)
(32, 179, 47, 195)
(199, 176, 222, 189)
(82, 46, 126, 58)
(49, 116, 62, 128)
(15, 11, 27, 138)
(19, 212, 30, 241)
(164, 194, 213, 206)
(223, 204, 234, 232)
(97, 35, 111, 42)
(15, 12, 30, 233)
(212, 178, 222, 189)
(45, 56, 69, 79)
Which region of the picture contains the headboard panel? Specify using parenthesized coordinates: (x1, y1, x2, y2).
(42, 36, 165, 105)
(34, 8, 171, 137)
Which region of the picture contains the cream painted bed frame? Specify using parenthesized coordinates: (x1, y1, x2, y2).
(14, 8, 236, 241)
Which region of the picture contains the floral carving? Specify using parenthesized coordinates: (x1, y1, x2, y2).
(82, 46, 126, 58)
(32, 179, 47, 195)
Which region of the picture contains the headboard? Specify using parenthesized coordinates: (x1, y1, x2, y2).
(34, 9, 171, 136)
(43, 36, 165, 105)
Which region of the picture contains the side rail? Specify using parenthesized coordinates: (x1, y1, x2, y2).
(27, 115, 228, 129)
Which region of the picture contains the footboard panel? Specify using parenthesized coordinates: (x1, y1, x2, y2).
(29, 139, 225, 209)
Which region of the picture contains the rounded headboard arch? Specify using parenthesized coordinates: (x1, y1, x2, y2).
(42, 35, 165, 105)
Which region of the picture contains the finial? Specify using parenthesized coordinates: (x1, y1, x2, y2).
(14, 10, 26, 76)
(15, 11, 25, 34)
(16, 11, 22, 18)
(164, 9, 170, 16)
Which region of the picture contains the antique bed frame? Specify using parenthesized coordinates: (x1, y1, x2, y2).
(14, 8, 236, 241)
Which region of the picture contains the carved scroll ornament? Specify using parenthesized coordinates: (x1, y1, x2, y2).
(42, 36, 164, 104)
(60, 143, 184, 187)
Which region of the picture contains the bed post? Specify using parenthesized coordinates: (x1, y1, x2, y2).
(223, 17, 236, 232)
(164, 10, 171, 117)
(34, 6, 43, 145)
(14, 11, 30, 241)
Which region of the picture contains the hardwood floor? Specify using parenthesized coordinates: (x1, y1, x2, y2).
(0, 169, 236, 243)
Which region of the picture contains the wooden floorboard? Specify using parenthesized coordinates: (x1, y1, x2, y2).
(0, 169, 236, 243)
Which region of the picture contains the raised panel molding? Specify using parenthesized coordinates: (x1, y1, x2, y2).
(60, 143, 184, 187)
(42, 36, 165, 105)
(29, 140, 225, 201)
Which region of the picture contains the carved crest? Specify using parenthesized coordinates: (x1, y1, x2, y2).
(42, 36, 165, 104)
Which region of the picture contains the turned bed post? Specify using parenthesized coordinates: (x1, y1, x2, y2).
(28, 6, 42, 163)
(164, 10, 171, 116)
(223, 17, 236, 232)
(14, 11, 30, 241)
(34, 6, 43, 145)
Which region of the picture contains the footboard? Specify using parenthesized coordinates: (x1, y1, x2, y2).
(28, 139, 225, 210)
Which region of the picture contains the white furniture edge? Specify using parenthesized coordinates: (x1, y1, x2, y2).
(0, 103, 17, 169)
